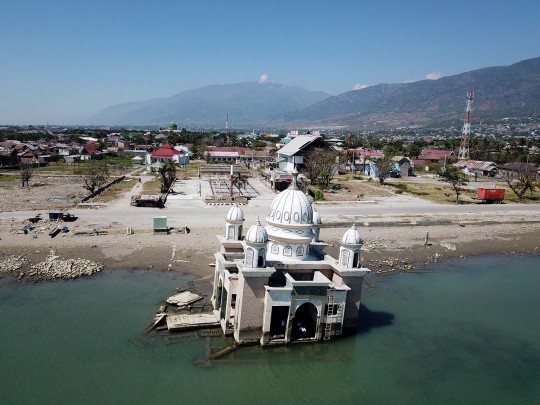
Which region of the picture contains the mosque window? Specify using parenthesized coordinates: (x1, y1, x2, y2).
(246, 248, 254, 267)
(271, 244, 279, 254)
(283, 246, 292, 256)
(340, 250, 350, 267)
(227, 226, 235, 240)
(296, 246, 304, 256)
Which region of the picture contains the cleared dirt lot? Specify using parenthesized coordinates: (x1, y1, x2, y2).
(0, 174, 87, 212)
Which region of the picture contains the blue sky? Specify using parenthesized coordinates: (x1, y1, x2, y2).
(1, 0, 539, 124)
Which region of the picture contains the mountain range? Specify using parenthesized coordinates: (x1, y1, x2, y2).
(91, 56, 540, 128)
(272, 56, 540, 128)
(90, 83, 330, 127)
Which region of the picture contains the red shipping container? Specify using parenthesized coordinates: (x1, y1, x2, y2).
(477, 188, 505, 200)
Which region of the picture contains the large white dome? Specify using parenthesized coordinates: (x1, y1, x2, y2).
(266, 188, 313, 228)
(226, 204, 245, 222)
(342, 224, 363, 245)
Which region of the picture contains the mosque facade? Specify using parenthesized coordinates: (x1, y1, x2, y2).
(211, 170, 370, 346)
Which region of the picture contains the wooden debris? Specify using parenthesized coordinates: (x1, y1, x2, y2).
(166, 291, 202, 307)
(166, 313, 219, 331)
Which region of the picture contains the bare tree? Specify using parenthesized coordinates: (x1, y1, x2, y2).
(301, 147, 338, 188)
(80, 161, 110, 194)
(374, 156, 394, 185)
(20, 160, 33, 187)
(500, 163, 537, 201)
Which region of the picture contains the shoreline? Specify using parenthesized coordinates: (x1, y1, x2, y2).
(2, 220, 539, 282)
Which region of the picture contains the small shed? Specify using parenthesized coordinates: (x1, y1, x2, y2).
(132, 156, 144, 165)
(48, 210, 64, 221)
(153, 216, 168, 233)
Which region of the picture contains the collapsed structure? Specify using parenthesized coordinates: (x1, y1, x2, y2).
(211, 170, 370, 346)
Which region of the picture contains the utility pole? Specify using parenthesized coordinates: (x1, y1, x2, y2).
(230, 164, 234, 198)
(458, 90, 474, 161)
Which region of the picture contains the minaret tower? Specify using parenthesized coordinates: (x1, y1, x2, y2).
(225, 204, 245, 241)
(244, 219, 269, 268)
(339, 224, 363, 268)
(458, 90, 474, 161)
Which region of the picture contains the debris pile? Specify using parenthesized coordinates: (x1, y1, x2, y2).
(0, 250, 104, 281)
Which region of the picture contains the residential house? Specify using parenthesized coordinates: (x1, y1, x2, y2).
(418, 149, 454, 164)
(391, 156, 414, 177)
(499, 162, 539, 180)
(205, 147, 251, 163)
(0, 148, 18, 167)
(456, 160, 499, 177)
(275, 135, 327, 172)
(146, 143, 190, 171)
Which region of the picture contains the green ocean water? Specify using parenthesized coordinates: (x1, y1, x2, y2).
(1, 255, 539, 405)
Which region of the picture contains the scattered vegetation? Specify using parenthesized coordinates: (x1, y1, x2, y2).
(79, 161, 110, 193)
(438, 167, 470, 204)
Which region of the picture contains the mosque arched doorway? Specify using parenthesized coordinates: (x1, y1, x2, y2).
(291, 302, 318, 340)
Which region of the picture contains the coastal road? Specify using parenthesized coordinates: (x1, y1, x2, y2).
(2, 193, 539, 230)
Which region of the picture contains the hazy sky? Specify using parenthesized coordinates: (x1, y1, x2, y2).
(1, 0, 539, 124)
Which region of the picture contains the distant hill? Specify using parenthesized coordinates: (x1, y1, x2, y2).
(90, 83, 330, 126)
(271, 56, 540, 128)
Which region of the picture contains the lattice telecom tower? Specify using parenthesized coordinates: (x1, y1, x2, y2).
(458, 90, 474, 161)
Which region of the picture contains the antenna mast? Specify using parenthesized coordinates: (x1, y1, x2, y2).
(458, 90, 474, 161)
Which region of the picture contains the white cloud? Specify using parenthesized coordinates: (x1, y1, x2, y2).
(425, 71, 442, 80)
(259, 73, 269, 83)
(353, 83, 369, 90)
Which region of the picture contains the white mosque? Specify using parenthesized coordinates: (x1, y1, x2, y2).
(211, 170, 370, 346)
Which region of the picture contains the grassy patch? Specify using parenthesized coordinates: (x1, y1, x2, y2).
(141, 177, 161, 194)
(39, 165, 74, 173)
(90, 178, 136, 203)
(0, 174, 16, 182)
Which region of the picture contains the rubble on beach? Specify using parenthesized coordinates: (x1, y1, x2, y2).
(0, 250, 104, 282)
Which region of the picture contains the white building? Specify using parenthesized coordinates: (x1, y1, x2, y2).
(211, 170, 370, 346)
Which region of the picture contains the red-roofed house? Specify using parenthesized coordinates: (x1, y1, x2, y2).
(82, 142, 103, 160)
(147, 143, 189, 171)
(204, 147, 251, 163)
(418, 149, 454, 164)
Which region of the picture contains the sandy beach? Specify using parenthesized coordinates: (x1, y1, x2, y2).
(2, 213, 539, 280)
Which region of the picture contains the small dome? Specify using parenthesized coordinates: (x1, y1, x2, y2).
(312, 204, 322, 225)
(266, 170, 313, 227)
(342, 224, 363, 245)
(245, 220, 268, 244)
(226, 204, 244, 221)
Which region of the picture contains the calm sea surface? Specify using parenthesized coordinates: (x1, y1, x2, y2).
(1, 255, 539, 405)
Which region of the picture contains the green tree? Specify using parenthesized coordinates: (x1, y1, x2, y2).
(159, 161, 177, 193)
(232, 172, 249, 194)
(438, 167, 469, 204)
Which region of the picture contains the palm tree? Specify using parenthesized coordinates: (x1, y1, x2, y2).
(232, 172, 249, 194)
(159, 161, 177, 193)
